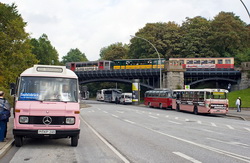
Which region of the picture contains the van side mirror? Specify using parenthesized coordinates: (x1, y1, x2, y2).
(10, 83, 16, 96)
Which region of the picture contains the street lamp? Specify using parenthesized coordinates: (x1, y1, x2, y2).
(240, 0, 250, 19)
(130, 35, 162, 89)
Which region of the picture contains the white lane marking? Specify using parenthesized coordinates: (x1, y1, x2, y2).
(175, 117, 179, 120)
(124, 119, 135, 124)
(207, 138, 250, 148)
(185, 119, 189, 122)
(201, 129, 215, 133)
(197, 121, 202, 124)
(112, 114, 119, 118)
(97, 108, 101, 111)
(244, 127, 250, 132)
(165, 115, 169, 118)
(149, 115, 158, 119)
(141, 126, 250, 162)
(173, 152, 202, 163)
(80, 116, 130, 163)
(103, 111, 108, 114)
(116, 111, 124, 114)
(156, 114, 160, 116)
(168, 121, 181, 125)
(149, 112, 152, 115)
(211, 123, 217, 127)
(226, 125, 234, 130)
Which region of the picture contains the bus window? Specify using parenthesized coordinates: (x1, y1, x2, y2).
(198, 92, 204, 101)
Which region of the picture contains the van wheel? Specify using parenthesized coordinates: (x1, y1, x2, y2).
(15, 136, 23, 147)
(194, 107, 198, 115)
(71, 135, 79, 147)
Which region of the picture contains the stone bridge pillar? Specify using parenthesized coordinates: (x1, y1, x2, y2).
(238, 62, 250, 90)
(163, 61, 185, 89)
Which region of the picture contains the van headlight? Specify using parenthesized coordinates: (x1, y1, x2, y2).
(19, 116, 29, 124)
(66, 117, 75, 124)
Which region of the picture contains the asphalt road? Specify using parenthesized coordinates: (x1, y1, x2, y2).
(2, 100, 250, 163)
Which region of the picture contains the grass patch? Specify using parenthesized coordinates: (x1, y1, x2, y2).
(228, 88, 250, 108)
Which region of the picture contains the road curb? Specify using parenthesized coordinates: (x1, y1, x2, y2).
(0, 138, 14, 159)
(226, 114, 247, 121)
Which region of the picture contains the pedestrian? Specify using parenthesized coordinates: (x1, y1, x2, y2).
(235, 97, 241, 112)
(0, 91, 11, 141)
(227, 83, 231, 92)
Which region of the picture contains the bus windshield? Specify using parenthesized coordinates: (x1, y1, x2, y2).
(18, 77, 78, 102)
(206, 92, 227, 99)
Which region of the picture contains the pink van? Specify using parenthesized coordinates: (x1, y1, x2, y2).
(10, 65, 80, 147)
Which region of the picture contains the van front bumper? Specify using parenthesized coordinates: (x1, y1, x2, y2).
(13, 129, 80, 138)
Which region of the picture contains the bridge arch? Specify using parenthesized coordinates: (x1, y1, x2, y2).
(188, 77, 238, 86)
(79, 78, 154, 89)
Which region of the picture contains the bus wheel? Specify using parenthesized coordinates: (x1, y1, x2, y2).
(71, 135, 79, 147)
(176, 104, 180, 112)
(194, 107, 198, 115)
(15, 136, 23, 147)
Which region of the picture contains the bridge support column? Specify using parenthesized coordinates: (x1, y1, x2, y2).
(132, 79, 140, 105)
(163, 61, 185, 89)
(238, 62, 250, 90)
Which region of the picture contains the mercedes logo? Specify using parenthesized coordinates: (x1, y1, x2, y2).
(43, 116, 52, 125)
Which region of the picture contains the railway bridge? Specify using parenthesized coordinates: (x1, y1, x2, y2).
(76, 61, 242, 90)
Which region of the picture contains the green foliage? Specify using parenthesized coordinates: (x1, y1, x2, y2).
(228, 88, 250, 108)
(62, 48, 88, 64)
(129, 22, 182, 59)
(30, 34, 59, 65)
(128, 12, 250, 61)
(0, 3, 38, 88)
(209, 12, 250, 58)
(100, 42, 129, 60)
(180, 16, 216, 58)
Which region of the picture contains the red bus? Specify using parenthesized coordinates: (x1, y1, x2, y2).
(144, 89, 172, 109)
(172, 89, 229, 115)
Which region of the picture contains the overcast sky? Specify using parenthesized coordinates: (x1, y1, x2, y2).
(1, 0, 250, 61)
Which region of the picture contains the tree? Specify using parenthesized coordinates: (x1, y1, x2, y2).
(100, 42, 129, 60)
(62, 48, 88, 64)
(0, 3, 38, 88)
(209, 12, 250, 57)
(129, 22, 182, 59)
(180, 16, 217, 58)
(30, 34, 59, 65)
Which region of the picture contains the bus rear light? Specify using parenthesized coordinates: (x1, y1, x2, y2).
(15, 109, 21, 113)
(74, 111, 80, 114)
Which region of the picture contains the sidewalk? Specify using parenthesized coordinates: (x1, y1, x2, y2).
(227, 108, 250, 121)
(0, 117, 14, 158)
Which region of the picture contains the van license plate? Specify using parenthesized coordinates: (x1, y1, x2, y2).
(38, 130, 56, 134)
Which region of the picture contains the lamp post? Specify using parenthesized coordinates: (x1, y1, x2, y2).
(130, 35, 162, 89)
(240, 0, 250, 19)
